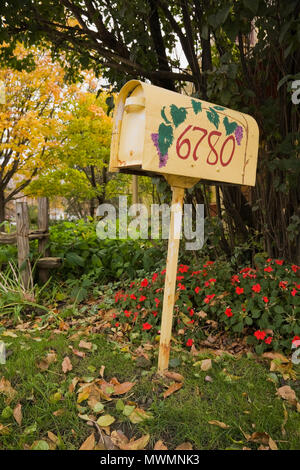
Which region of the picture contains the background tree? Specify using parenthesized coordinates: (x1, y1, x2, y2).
(27, 82, 132, 216)
(1, 0, 299, 262)
(0, 44, 68, 224)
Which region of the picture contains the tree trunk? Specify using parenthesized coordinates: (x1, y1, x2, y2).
(0, 188, 5, 226)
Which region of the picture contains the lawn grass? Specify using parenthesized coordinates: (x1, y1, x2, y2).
(0, 328, 300, 450)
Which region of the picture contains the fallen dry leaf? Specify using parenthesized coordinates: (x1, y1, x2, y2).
(0, 423, 11, 435)
(112, 381, 135, 395)
(248, 432, 270, 445)
(118, 434, 150, 451)
(263, 352, 289, 363)
(163, 371, 184, 383)
(99, 365, 105, 378)
(281, 404, 288, 436)
(70, 347, 85, 358)
(79, 432, 95, 450)
(0, 377, 17, 403)
(37, 352, 57, 371)
(129, 408, 153, 424)
(268, 437, 278, 450)
(175, 442, 193, 450)
(47, 431, 58, 444)
(79, 340, 93, 350)
(97, 414, 115, 427)
(201, 359, 212, 371)
(276, 385, 297, 405)
(53, 409, 65, 417)
(62, 356, 73, 374)
(111, 430, 129, 448)
(154, 440, 168, 450)
(13, 403, 22, 426)
(69, 377, 80, 394)
(208, 420, 230, 429)
(163, 382, 183, 399)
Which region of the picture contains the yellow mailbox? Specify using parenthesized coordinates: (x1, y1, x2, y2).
(109, 80, 260, 372)
(110, 80, 259, 186)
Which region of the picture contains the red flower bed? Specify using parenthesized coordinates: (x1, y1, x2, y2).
(112, 259, 300, 354)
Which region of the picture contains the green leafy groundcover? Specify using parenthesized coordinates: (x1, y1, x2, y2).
(48, 220, 166, 281)
(112, 258, 300, 354)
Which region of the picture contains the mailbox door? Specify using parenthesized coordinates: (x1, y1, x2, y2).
(118, 84, 145, 168)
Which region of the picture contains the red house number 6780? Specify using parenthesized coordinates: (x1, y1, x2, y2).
(176, 125, 236, 167)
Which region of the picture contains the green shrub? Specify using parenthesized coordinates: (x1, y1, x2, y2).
(48, 219, 166, 282)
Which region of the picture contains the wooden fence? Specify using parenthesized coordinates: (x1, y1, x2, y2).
(0, 197, 61, 288)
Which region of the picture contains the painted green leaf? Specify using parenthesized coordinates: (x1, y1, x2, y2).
(206, 107, 220, 129)
(214, 105, 226, 111)
(161, 106, 171, 124)
(223, 116, 238, 135)
(192, 99, 202, 114)
(170, 104, 187, 128)
(158, 123, 173, 156)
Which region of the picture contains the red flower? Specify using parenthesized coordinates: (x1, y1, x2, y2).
(141, 278, 148, 287)
(130, 282, 135, 288)
(115, 322, 120, 327)
(263, 296, 269, 303)
(236, 287, 244, 295)
(254, 330, 266, 340)
(178, 283, 186, 290)
(279, 281, 288, 289)
(189, 308, 194, 317)
(130, 294, 137, 300)
(204, 294, 215, 304)
(124, 310, 131, 318)
(161, 269, 166, 275)
(265, 337, 272, 345)
(139, 295, 147, 302)
(292, 265, 299, 273)
(142, 322, 152, 330)
(203, 261, 214, 267)
(231, 275, 240, 285)
(275, 260, 284, 265)
(225, 307, 233, 318)
(252, 283, 261, 293)
(152, 273, 158, 282)
(178, 264, 189, 273)
(195, 286, 201, 294)
(186, 338, 194, 347)
(291, 288, 297, 297)
(152, 311, 158, 317)
(292, 336, 300, 346)
(177, 275, 184, 281)
(154, 297, 160, 305)
(264, 266, 273, 272)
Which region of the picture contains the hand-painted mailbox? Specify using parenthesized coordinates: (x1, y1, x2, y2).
(109, 80, 260, 372)
(110, 80, 259, 186)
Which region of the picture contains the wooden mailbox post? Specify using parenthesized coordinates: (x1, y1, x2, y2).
(109, 80, 259, 371)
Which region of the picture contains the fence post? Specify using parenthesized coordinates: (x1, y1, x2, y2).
(38, 197, 50, 283)
(16, 201, 31, 289)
